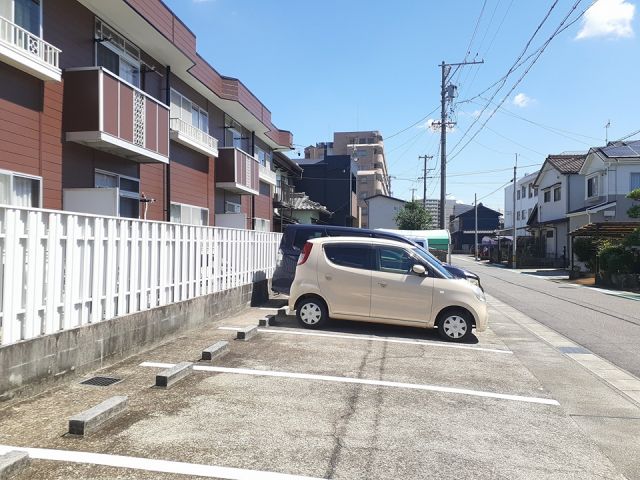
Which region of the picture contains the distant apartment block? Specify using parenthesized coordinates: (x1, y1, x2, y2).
(305, 131, 389, 228)
(503, 172, 538, 236)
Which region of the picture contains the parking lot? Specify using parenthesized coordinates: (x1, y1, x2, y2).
(0, 297, 635, 479)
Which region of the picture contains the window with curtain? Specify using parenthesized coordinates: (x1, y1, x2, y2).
(170, 89, 208, 132)
(0, 171, 41, 207)
(170, 202, 209, 226)
(13, 0, 40, 35)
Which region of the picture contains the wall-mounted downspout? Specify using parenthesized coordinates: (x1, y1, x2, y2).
(251, 131, 256, 230)
(165, 65, 171, 222)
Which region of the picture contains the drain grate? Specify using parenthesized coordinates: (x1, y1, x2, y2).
(558, 346, 590, 354)
(80, 376, 122, 387)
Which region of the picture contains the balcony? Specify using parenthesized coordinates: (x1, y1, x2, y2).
(216, 147, 259, 195)
(169, 117, 219, 158)
(0, 15, 61, 81)
(274, 180, 294, 207)
(64, 67, 169, 164)
(258, 163, 277, 186)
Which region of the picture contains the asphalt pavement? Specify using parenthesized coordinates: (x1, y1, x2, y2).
(1, 298, 638, 479)
(452, 255, 640, 378)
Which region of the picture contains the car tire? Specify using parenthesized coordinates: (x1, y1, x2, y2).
(296, 297, 329, 329)
(437, 309, 473, 342)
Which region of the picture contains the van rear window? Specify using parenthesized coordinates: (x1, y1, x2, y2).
(293, 229, 325, 250)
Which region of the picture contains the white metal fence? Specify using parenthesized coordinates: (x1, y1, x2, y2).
(0, 206, 281, 346)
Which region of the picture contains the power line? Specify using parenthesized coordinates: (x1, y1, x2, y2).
(448, 0, 562, 157)
(383, 106, 440, 142)
(448, 0, 588, 163)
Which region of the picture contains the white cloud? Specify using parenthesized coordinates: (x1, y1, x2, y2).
(576, 0, 635, 39)
(512, 93, 533, 108)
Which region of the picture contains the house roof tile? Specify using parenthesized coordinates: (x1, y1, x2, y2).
(546, 154, 587, 174)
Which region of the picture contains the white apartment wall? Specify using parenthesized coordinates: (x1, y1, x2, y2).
(504, 176, 537, 233)
(366, 197, 405, 229)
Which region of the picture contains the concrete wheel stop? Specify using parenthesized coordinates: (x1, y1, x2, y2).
(155, 362, 193, 388)
(68, 396, 128, 436)
(201, 341, 229, 361)
(236, 326, 258, 341)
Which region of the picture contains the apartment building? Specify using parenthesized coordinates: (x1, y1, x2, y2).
(0, 0, 291, 231)
(304, 131, 389, 228)
(503, 172, 538, 237)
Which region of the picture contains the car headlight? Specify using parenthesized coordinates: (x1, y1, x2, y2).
(473, 286, 486, 303)
(467, 277, 480, 287)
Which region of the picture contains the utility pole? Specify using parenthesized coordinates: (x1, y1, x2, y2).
(474, 193, 478, 262)
(438, 59, 484, 230)
(410, 187, 417, 202)
(512, 153, 518, 268)
(417, 155, 433, 210)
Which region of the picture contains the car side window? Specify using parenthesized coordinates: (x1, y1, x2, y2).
(293, 229, 325, 250)
(324, 244, 372, 270)
(376, 246, 417, 274)
(327, 229, 371, 238)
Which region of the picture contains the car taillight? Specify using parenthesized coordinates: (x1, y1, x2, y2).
(297, 242, 313, 265)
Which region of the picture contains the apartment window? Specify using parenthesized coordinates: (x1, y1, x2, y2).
(0, 169, 41, 207)
(94, 170, 140, 218)
(353, 148, 368, 158)
(630, 172, 640, 191)
(543, 190, 551, 203)
(0, 0, 41, 35)
(255, 145, 272, 167)
(517, 190, 521, 200)
(521, 186, 526, 198)
(587, 175, 599, 198)
(224, 115, 248, 151)
(170, 89, 208, 132)
(170, 202, 209, 226)
(522, 209, 526, 220)
(528, 185, 533, 198)
(516, 211, 521, 220)
(534, 187, 538, 197)
(528, 208, 532, 218)
(95, 18, 141, 87)
(553, 187, 561, 202)
(259, 181, 271, 196)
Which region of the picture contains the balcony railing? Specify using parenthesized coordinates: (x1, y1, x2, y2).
(274, 180, 294, 206)
(64, 67, 169, 164)
(258, 163, 277, 185)
(0, 15, 61, 81)
(216, 147, 259, 195)
(169, 117, 219, 158)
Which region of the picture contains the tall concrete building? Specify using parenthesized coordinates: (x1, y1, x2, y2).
(305, 131, 389, 228)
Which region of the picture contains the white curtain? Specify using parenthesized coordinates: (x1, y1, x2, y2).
(13, 176, 36, 207)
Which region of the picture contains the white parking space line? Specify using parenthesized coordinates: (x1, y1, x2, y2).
(140, 362, 559, 406)
(218, 326, 513, 355)
(0, 445, 323, 480)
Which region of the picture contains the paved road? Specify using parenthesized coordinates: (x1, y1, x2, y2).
(453, 255, 640, 378)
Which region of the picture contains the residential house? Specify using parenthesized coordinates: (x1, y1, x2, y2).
(305, 131, 389, 228)
(295, 155, 358, 227)
(272, 151, 302, 232)
(503, 172, 538, 237)
(289, 192, 331, 225)
(567, 141, 640, 238)
(450, 204, 501, 252)
(364, 194, 406, 230)
(528, 153, 587, 262)
(0, 0, 292, 231)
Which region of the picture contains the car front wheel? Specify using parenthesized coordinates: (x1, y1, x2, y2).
(296, 297, 329, 329)
(438, 310, 473, 342)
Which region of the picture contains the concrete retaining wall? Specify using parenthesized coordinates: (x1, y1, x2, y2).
(0, 279, 269, 402)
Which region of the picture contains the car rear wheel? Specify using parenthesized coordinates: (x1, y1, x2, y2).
(296, 297, 329, 329)
(438, 310, 473, 342)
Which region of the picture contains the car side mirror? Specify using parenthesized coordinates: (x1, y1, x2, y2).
(412, 264, 426, 276)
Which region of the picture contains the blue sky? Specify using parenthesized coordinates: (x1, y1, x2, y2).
(165, 0, 638, 210)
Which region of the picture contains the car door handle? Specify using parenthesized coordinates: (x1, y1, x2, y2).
(325, 274, 332, 280)
(378, 282, 387, 288)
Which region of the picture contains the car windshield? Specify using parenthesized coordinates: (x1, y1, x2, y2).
(410, 246, 454, 279)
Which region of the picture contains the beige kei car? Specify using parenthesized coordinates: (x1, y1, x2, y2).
(288, 237, 488, 342)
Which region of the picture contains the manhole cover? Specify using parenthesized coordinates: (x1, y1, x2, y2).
(558, 346, 590, 354)
(80, 376, 122, 387)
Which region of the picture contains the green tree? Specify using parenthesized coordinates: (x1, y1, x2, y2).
(395, 201, 432, 230)
(627, 188, 640, 219)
